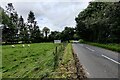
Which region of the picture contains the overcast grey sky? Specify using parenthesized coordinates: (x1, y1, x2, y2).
(0, 0, 91, 31)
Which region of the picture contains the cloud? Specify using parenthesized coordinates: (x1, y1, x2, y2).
(0, 1, 90, 31)
(0, 0, 93, 2)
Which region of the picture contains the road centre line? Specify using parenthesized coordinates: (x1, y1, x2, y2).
(86, 47, 95, 52)
(102, 54, 120, 65)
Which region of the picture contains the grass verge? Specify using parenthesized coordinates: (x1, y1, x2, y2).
(51, 43, 77, 79)
(81, 41, 120, 52)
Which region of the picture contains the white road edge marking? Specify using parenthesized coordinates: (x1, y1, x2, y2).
(83, 66, 91, 76)
(102, 55, 120, 65)
(86, 71, 90, 76)
(86, 47, 95, 52)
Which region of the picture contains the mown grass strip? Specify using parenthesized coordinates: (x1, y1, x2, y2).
(62, 43, 74, 65)
(51, 43, 77, 78)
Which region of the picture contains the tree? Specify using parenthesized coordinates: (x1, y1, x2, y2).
(1, 6, 16, 43)
(60, 27, 75, 42)
(75, 2, 120, 43)
(1, 9, 10, 42)
(49, 31, 61, 41)
(105, 3, 120, 43)
(42, 27, 50, 39)
(18, 15, 26, 42)
(4, 3, 19, 43)
(33, 26, 42, 42)
(5, 3, 15, 17)
(27, 11, 35, 24)
(2, 3, 44, 44)
(27, 11, 36, 42)
(31, 21, 42, 43)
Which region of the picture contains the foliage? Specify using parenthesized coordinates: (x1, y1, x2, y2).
(75, 2, 120, 43)
(42, 27, 50, 39)
(61, 27, 75, 42)
(1, 6, 16, 43)
(1, 3, 78, 44)
(49, 31, 61, 41)
(49, 27, 76, 42)
(27, 11, 43, 43)
(27, 11, 35, 23)
(1, 4, 43, 44)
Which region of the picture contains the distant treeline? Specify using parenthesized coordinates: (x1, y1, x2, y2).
(1, 3, 43, 44)
(1, 2, 119, 44)
(0, 3, 77, 44)
(75, 2, 120, 43)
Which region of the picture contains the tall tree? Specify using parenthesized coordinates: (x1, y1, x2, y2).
(27, 11, 35, 24)
(31, 21, 42, 42)
(5, 3, 19, 43)
(42, 27, 50, 39)
(5, 3, 15, 16)
(27, 11, 36, 42)
(2, 5, 16, 43)
(1, 9, 10, 43)
(75, 2, 120, 43)
(18, 16, 26, 42)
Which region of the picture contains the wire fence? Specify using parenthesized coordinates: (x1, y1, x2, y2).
(53, 43, 67, 70)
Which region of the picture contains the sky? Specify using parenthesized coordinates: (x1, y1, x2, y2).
(0, 0, 91, 31)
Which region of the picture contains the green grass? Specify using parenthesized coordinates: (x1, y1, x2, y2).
(61, 43, 76, 78)
(2, 43, 62, 78)
(52, 43, 76, 78)
(62, 43, 74, 64)
(81, 42, 120, 52)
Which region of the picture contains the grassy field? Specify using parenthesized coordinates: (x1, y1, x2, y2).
(2, 43, 63, 78)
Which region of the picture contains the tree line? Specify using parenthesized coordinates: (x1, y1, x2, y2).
(2, 2, 119, 44)
(1, 3, 77, 44)
(1, 3, 44, 44)
(75, 2, 120, 43)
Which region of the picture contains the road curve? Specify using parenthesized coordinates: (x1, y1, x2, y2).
(72, 43, 119, 78)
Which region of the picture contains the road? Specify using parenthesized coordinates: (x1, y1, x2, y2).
(72, 43, 119, 78)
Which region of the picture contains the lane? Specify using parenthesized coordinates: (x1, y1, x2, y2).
(72, 43, 119, 78)
(84, 44, 119, 63)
